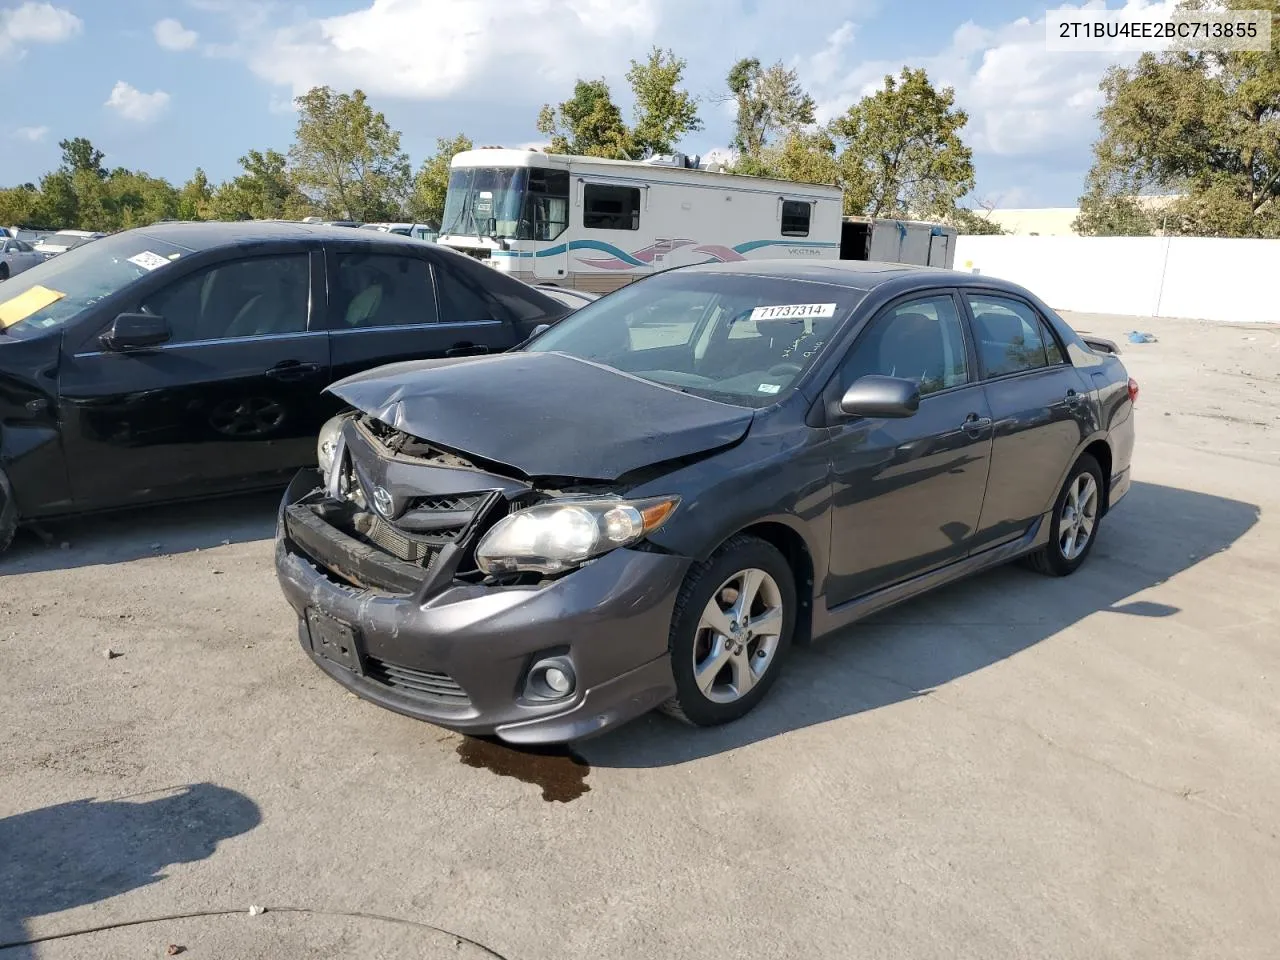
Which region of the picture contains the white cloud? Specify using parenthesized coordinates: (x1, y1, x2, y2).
(0, 1, 82, 55)
(154, 17, 198, 51)
(806, 0, 1178, 157)
(104, 81, 172, 123)
(13, 125, 49, 142)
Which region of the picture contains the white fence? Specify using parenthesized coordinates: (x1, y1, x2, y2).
(953, 235, 1280, 324)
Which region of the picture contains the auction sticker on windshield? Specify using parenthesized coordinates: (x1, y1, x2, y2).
(0, 285, 66, 328)
(750, 303, 837, 321)
(127, 251, 172, 271)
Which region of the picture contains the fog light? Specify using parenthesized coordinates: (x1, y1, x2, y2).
(544, 667, 571, 695)
(526, 656, 576, 701)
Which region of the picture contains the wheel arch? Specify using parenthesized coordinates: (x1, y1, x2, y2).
(702, 517, 817, 646)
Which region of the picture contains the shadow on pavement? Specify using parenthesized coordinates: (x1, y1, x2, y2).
(0, 783, 261, 958)
(583, 480, 1260, 768)
(0, 490, 283, 575)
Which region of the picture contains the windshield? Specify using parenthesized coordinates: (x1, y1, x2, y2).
(0, 232, 190, 338)
(525, 272, 863, 407)
(442, 167, 528, 240)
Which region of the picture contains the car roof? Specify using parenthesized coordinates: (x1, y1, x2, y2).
(676, 258, 1023, 295)
(118, 220, 423, 252)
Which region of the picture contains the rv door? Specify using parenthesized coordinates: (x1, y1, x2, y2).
(928, 232, 951, 268)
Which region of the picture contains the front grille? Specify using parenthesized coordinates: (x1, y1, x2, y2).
(367, 658, 471, 706)
(356, 513, 441, 565)
(415, 494, 484, 513)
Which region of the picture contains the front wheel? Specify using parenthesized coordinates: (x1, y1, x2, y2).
(0, 467, 18, 555)
(662, 535, 796, 727)
(1025, 453, 1104, 577)
(0, 264, 9, 281)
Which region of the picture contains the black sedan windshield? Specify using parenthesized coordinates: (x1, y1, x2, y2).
(0, 232, 190, 338)
(524, 271, 863, 407)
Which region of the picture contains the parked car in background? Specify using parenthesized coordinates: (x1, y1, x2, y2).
(0, 239, 42, 280)
(0, 221, 573, 552)
(276, 260, 1137, 744)
(33, 229, 104, 258)
(360, 222, 439, 243)
(531, 283, 598, 310)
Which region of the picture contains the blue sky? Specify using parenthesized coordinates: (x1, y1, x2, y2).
(2, 0, 1167, 208)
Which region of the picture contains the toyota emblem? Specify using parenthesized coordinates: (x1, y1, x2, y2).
(372, 486, 395, 518)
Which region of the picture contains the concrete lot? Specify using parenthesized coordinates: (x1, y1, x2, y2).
(2, 312, 1278, 959)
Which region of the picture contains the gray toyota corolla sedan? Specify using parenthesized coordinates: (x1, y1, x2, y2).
(275, 260, 1137, 744)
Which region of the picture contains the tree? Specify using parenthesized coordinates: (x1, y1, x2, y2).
(407, 134, 472, 227)
(765, 130, 839, 185)
(537, 79, 636, 159)
(33, 171, 78, 228)
(829, 67, 974, 218)
(211, 149, 310, 221)
(626, 47, 702, 157)
(950, 207, 1007, 235)
(104, 169, 179, 229)
(1075, 0, 1280, 238)
(725, 58, 816, 169)
(0, 185, 41, 227)
(288, 86, 411, 221)
(177, 169, 214, 221)
(59, 137, 106, 179)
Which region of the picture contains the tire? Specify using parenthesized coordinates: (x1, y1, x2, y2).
(0, 467, 17, 555)
(0, 264, 9, 281)
(662, 534, 797, 727)
(1024, 453, 1104, 577)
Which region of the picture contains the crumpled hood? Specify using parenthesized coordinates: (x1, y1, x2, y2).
(327, 352, 754, 482)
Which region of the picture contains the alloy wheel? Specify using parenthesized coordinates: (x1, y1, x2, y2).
(692, 567, 785, 704)
(1059, 472, 1099, 561)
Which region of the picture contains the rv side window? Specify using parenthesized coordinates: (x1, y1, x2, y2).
(781, 200, 811, 237)
(583, 184, 641, 231)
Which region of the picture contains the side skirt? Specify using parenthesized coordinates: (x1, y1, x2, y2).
(810, 512, 1052, 641)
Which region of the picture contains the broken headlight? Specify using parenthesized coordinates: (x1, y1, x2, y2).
(317, 413, 354, 483)
(475, 496, 679, 576)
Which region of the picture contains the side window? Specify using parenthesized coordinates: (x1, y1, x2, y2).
(522, 169, 570, 241)
(141, 254, 310, 343)
(1042, 317, 1066, 364)
(583, 183, 641, 230)
(842, 295, 970, 397)
(781, 200, 811, 237)
(17, 241, 33, 252)
(966, 294, 1054, 377)
(332, 253, 437, 329)
(434, 263, 501, 323)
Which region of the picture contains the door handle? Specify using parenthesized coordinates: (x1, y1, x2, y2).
(445, 343, 490, 358)
(1064, 389, 1083, 408)
(264, 360, 320, 382)
(962, 414, 993, 435)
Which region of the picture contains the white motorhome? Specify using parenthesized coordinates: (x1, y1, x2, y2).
(438, 149, 956, 294)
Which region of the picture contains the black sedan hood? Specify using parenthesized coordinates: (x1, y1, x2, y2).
(327, 352, 754, 482)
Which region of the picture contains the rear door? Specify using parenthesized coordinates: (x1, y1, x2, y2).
(962, 291, 1096, 551)
(57, 247, 332, 509)
(324, 246, 532, 384)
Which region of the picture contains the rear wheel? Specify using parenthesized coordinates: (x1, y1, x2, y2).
(0, 467, 18, 555)
(1025, 453, 1104, 577)
(0, 263, 9, 281)
(662, 535, 796, 727)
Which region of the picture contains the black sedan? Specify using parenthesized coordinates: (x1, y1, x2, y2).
(0, 221, 571, 552)
(275, 260, 1138, 743)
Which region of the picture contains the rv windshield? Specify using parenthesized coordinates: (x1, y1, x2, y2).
(442, 167, 528, 240)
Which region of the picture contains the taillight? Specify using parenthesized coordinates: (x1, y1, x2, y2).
(1127, 377, 1139, 405)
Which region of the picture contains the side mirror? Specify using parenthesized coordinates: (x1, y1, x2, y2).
(102, 312, 171, 351)
(838, 375, 921, 419)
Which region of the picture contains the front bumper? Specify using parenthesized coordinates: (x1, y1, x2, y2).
(274, 472, 688, 744)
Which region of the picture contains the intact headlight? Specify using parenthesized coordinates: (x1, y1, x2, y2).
(317, 413, 353, 481)
(475, 496, 680, 576)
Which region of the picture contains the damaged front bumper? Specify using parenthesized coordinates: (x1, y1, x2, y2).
(274, 469, 687, 744)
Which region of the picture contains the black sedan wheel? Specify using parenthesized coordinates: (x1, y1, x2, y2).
(663, 535, 796, 726)
(1025, 453, 1104, 577)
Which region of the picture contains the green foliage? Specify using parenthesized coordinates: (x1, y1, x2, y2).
(408, 134, 473, 227)
(950, 208, 1006, 235)
(1077, 0, 1280, 238)
(626, 47, 702, 157)
(537, 79, 636, 159)
(59, 137, 105, 179)
(288, 86, 411, 221)
(830, 67, 974, 218)
(210, 150, 310, 221)
(0, 184, 41, 227)
(177, 169, 214, 221)
(726, 58, 816, 168)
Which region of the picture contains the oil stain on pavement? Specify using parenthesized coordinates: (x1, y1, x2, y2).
(455, 737, 591, 802)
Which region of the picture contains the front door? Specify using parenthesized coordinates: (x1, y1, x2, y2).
(325, 248, 520, 385)
(823, 292, 994, 606)
(57, 250, 332, 510)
